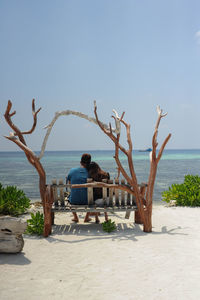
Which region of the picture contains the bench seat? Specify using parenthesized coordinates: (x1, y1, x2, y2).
(52, 203, 138, 213)
(49, 178, 146, 217)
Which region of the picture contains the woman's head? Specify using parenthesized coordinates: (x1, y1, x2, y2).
(88, 162, 100, 175)
(88, 161, 109, 181)
(80, 153, 91, 169)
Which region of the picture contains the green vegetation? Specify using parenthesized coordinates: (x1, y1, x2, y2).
(102, 219, 116, 233)
(0, 183, 30, 216)
(25, 212, 44, 235)
(162, 175, 200, 207)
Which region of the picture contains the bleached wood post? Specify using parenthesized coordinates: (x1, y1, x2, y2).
(87, 178, 94, 206)
(115, 178, 119, 206)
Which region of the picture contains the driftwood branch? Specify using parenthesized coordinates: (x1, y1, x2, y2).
(4, 100, 46, 205)
(72, 182, 134, 193)
(21, 99, 42, 135)
(94, 102, 148, 229)
(94, 102, 171, 232)
(38, 108, 117, 160)
(145, 106, 171, 216)
(4, 100, 26, 145)
(112, 109, 121, 134)
(114, 133, 132, 185)
(157, 133, 172, 163)
(94, 102, 127, 155)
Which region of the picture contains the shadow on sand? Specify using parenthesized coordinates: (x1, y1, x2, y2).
(43, 220, 187, 244)
(0, 252, 31, 265)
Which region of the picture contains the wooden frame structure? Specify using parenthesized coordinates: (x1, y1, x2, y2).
(3, 99, 171, 237)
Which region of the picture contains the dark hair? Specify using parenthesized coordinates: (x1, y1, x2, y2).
(80, 153, 91, 170)
(88, 162, 100, 179)
(88, 161, 110, 181)
(88, 161, 110, 200)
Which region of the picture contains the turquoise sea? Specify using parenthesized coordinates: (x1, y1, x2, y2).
(1, 149, 200, 203)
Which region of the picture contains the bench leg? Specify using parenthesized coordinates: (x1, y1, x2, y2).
(104, 212, 108, 222)
(125, 211, 131, 219)
(135, 211, 143, 224)
(72, 212, 79, 222)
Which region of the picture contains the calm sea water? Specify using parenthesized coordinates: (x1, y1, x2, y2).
(1, 149, 200, 203)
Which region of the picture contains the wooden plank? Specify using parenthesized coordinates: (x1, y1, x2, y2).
(125, 211, 131, 219)
(132, 195, 136, 206)
(108, 179, 114, 207)
(87, 178, 94, 206)
(52, 179, 58, 207)
(51, 206, 137, 213)
(121, 179, 125, 206)
(59, 179, 65, 207)
(102, 179, 108, 206)
(127, 191, 131, 206)
(49, 181, 147, 189)
(115, 178, 119, 206)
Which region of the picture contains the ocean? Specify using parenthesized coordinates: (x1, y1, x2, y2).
(1, 149, 200, 203)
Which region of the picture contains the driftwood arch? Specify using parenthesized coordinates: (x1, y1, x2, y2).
(4, 99, 171, 236)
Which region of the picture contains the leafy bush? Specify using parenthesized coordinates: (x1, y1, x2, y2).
(162, 175, 200, 206)
(102, 219, 116, 233)
(25, 211, 44, 235)
(0, 184, 30, 216)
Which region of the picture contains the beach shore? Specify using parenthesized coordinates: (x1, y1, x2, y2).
(1, 205, 200, 300)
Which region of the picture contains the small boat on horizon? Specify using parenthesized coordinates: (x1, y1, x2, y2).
(139, 148, 152, 152)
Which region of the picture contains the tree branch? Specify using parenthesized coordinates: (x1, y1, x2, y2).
(5, 136, 37, 166)
(38, 108, 117, 160)
(114, 134, 132, 185)
(94, 102, 127, 155)
(21, 99, 42, 135)
(156, 133, 171, 163)
(155, 105, 168, 131)
(4, 100, 26, 145)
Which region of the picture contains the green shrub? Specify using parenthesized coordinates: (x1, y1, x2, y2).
(102, 219, 116, 233)
(162, 175, 200, 206)
(0, 184, 30, 216)
(25, 211, 44, 235)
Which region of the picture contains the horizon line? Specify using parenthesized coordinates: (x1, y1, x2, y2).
(1, 148, 200, 152)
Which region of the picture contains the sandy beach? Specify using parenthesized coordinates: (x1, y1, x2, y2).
(1, 205, 200, 300)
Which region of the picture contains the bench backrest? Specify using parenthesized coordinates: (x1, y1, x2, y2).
(51, 178, 137, 207)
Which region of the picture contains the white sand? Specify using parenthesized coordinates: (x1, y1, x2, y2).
(1, 205, 200, 300)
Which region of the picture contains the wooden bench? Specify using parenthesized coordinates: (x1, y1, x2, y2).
(49, 178, 147, 227)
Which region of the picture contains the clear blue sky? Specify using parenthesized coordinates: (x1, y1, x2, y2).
(0, 0, 200, 151)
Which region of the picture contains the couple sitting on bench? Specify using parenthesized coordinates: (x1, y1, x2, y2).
(66, 153, 109, 223)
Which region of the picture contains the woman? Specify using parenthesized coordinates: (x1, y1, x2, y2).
(84, 161, 110, 223)
(66, 153, 91, 222)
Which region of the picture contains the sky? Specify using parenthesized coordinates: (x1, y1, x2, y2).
(0, 0, 200, 151)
